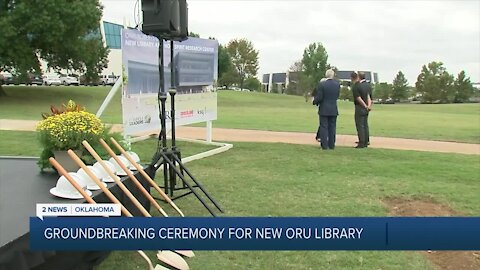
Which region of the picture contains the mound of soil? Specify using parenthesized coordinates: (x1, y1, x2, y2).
(384, 197, 480, 270)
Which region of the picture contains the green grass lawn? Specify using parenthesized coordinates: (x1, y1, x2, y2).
(214, 91, 480, 143)
(102, 142, 480, 270)
(0, 130, 215, 158)
(0, 85, 121, 124)
(1, 130, 479, 269)
(1, 86, 479, 143)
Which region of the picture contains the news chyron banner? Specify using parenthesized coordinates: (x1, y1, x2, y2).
(30, 217, 480, 250)
(121, 28, 218, 136)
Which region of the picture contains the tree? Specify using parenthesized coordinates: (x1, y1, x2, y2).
(218, 68, 239, 89)
(82, 38, 109, 85)
(392, 71, 409, 101)
(285, 60, 304, 96)
(339, 85, 352, 101)
(301, 42, 329, 93)
(243, 76, 261, 92)
(374, 83, 393, 101)
(218, 45, 232, 80)
(188, 32, 200, 38)
(0, 0, 107, 96)
(453, 70, 474, 103)
(415, 61, 454, 103)
(226, 38, 259, 90)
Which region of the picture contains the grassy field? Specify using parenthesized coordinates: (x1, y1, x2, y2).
(214, 91, 480, 143)
(1, 130, 479, 269)
(1, 86, 479, 143)
(0, 130, 215, 158)
(96, 143, 480, 270)
(0, 85, 121, 124)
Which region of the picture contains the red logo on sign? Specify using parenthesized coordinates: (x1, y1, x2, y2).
(180, 110, 194, 118)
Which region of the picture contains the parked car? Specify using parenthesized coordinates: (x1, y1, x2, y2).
(100, 74, 118, 86)
(0, 72, 14, 85)
(59, 74, 79, 86)
(27, 73, 44, 85)
(43, 74, 62, 86)
(79, 75, 101, 86)
(378, 98, 395, 104)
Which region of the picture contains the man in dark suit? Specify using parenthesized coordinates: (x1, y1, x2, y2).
(313, 78, 327, 142)
(313, 69, 340, 150)
(351, 72, 372, 148)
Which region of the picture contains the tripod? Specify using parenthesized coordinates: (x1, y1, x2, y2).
(149, 39, 223, 217)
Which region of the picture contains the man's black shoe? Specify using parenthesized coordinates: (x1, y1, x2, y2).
(356, 141, 371, 145)
(355, 145, 366, 149)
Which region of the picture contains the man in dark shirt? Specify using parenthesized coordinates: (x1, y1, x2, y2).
(313, 69, 340, 150)
(351, 72, 372, 148)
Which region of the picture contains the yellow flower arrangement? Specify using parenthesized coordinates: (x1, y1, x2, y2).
(36, 100, 106, 170)
(37, 111, 104, 150)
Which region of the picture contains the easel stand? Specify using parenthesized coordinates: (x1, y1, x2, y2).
(150, 39, 223, 217)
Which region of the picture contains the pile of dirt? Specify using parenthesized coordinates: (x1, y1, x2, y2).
(384, 197, 480, 270)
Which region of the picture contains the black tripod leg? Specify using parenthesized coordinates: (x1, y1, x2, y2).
(171, 154, 224, 213)
(168, 41, 179, 191)
(160, 153, 217, 216)
(176, 151, 187, 188)
(168, 153, 176, 196)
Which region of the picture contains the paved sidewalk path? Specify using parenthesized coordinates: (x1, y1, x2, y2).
(1, 119, 479, 155)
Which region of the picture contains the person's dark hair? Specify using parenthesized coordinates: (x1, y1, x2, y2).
(350, 72, 358, 80)
(358, 71, 366, 80)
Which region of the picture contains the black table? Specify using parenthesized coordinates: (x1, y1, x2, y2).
(0, 157, 152, 270)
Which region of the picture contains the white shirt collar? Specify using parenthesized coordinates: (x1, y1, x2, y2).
(360, 79, 367, 83)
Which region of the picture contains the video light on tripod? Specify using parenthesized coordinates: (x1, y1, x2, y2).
(140, 0, 223, 217)
(141, 0, 188, 41)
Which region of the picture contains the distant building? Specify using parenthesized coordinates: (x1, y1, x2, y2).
(262, 70, 379, 93)
(262, 72, 287, 93)
(473, 82, 480, 90)
(336, 70, 379, 85)
(99, 21, 123, 76)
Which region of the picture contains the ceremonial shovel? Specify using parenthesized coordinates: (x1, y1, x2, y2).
(67, 150, 188, 270)
(98, 139, 168, 217)
(110, 137, 185, 217)
(109, 137, 194, 258)
(84, 141, 190, 269)
(49, 157, 162, 270)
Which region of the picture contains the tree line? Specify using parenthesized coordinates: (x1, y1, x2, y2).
(372, 63, 476, 104)
(0, 0, 262, 96)
(0, 0, 108, 96)
(285, 42, 477, 104)
(1, 0, 476, 102)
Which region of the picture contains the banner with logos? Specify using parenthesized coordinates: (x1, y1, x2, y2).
(121, 28, 218, 136)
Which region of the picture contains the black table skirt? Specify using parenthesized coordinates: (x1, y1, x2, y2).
(0, 157, 153, 270)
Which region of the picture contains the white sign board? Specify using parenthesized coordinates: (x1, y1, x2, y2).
(121, 29, 218, 136)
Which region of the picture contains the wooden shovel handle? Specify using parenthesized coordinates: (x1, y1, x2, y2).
(81, 140, 149, 217)
(98, 139, 168, 217)
(109, 137, 185, 217)
(49, 157, 95, 204)
(49, 157, 157, 269)
(67, 150, 131, 216)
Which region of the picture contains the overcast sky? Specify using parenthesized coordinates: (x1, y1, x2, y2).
(100, 0, 480, 85)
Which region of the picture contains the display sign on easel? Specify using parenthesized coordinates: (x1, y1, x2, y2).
(121, 28, 218, 137)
